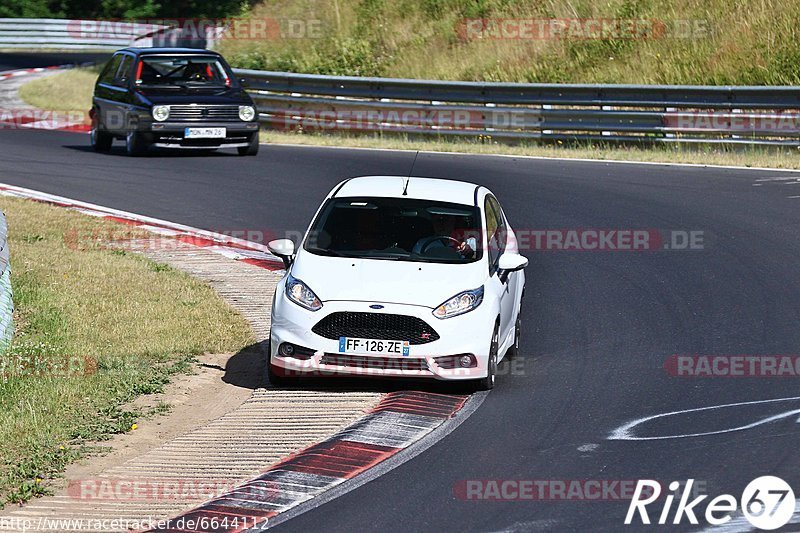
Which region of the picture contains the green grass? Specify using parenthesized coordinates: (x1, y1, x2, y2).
(0, 198, 254, 506)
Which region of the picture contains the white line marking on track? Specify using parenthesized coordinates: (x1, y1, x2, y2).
(609, 396, 800, 441)
(0, 182, 280, 258)
(265, 142, 800, 174)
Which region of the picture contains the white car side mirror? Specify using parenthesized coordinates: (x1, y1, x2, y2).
(268, 239, 295, 268)
(498, 253, 528, 283)
(499, 253, 528, 272)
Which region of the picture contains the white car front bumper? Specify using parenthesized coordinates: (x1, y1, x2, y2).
(269, 285, 497, 381)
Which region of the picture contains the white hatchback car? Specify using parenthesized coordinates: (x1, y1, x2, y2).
(267, 176, 527, 390)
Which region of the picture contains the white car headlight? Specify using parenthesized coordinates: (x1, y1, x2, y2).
(433, 286, 484, 319)
(285, 274, 322, 311)
(152, 105, 169, 122)
(239, 105, 256, 121)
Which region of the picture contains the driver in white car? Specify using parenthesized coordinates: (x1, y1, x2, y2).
(413, 213, 478, 259)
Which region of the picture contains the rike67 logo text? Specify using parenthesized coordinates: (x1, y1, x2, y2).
(626, 477, 795, 530)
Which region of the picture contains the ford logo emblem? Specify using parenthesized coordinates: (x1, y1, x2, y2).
(369, 304, 384, 309)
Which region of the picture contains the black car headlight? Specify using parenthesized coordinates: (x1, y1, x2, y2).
(152, 105, 169, 122)
(239, 106, 256, 121)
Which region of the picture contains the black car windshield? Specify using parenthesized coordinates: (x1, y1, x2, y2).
(136, 56, 233, 88)
(304, 197, 483, 264)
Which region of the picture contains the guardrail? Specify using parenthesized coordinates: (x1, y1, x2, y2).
(0, 210, 12, 352)
(0, 18, 218, 50)
(236, 69, 800, 145)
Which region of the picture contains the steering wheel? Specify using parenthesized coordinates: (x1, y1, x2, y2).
(418, 235, 461, 255)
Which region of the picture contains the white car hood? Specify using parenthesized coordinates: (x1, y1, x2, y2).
(291, 250, 488, 308)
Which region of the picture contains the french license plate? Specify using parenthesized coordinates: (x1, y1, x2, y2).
(339, 337, 410, 356)
(184, 127, 226, 139)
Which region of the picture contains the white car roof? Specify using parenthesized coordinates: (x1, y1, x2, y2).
(333, 176, 480, 206)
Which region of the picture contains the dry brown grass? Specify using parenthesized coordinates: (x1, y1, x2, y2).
(220, 0, 800, 85)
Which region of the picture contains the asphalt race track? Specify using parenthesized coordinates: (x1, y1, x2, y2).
(0, 52, 109, 71)
(2, 127, 800, 532)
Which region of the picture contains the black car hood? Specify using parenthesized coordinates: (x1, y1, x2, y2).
(138, 88, 253, 106)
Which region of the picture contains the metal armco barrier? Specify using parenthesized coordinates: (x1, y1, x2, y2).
(0, 18, 219, 50)
(235, 69, 800, 145)
(0, 211, 12, 352)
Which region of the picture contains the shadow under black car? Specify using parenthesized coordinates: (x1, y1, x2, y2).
(63, 144, 242, 157)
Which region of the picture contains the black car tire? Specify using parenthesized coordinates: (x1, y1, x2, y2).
(472, 323, 499, 391)
(126, 131, 148, 157)
(238, 133, 259, 156)
(90, 124, 113, 152)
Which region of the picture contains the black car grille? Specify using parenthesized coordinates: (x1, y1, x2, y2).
(168, 105, 241, 121)
(320, 353, 429, 372)
(312, 312, 440, 345)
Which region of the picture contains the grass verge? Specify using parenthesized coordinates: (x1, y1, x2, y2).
(0, 197, 253, 507)
(17, 67, 98, 114)
(262, 130, 800, 170)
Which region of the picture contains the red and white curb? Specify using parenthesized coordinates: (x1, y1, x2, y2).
(0, 182, 284, 271)
(0, 64, 92, 133)
(0, 65, 66, 82)
(148, 391, 468, 532)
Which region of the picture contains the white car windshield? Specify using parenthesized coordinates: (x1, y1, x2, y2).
(304, 197, 483, 264)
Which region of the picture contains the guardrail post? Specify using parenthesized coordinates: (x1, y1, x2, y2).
(0, 210, 12, 353)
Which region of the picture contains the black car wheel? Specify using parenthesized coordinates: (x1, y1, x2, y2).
(126, 131, 148, 157)
(238, 133, 259, 156)
(90, 123, 112, 152)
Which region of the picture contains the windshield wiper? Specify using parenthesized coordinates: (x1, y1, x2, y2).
(306, 247, 345, 257)
(359, 255, 401, 260)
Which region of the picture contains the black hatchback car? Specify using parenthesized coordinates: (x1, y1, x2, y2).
(90, 48, 260, 156)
